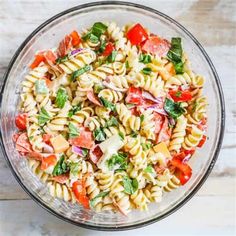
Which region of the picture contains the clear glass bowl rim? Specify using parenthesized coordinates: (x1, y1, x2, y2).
(0, 1, 225, 231)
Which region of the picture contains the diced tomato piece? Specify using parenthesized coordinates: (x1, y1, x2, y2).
(69, 129, 94, 149)
(43, 134, 52, 145)
(27, 151, 43, 161)
(102, 42, 114, 56)
(127, 23, 148, 45)
(30, 54, 45, 69)
(72, 180, 90, 209)
(41, 154, 57, 171)
(51, 174, 69, 184)
(87, 91, 102, 106)
(156, 117, 171, 143)
(198, 117, 207, 132)
(141, 36, 170, 57)
(70, 30, 81, 47)
(90, 145, 103, 164)
(170, 157, 192, 185)
(15, 113, 28, 130)
(197, 135, 207, 148)
(16, 133, 32, 153)
(153, 112, 164, 134)
(169, 89, 192, 102)
(125, 87, 143, 105)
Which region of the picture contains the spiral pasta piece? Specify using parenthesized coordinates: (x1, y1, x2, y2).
(98, 89, 124, 103)
(140, 109, 156, 140)
(144, 184, 163, 203)
(28, 159, 49, 183)
(131, 189, 150, 211)
(95, 170, 114, 191)
(70, 107, 94, 124)
(164, 175, 180, 192)
(165, 72, 192, 89)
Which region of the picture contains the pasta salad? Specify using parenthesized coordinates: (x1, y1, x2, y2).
(13, 22, 207, 215)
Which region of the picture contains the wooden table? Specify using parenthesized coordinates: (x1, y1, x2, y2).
(0, 0, 235, 235)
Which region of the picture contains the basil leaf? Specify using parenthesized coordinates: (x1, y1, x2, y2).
(141, 142, 152, 151)
(141, 67, 152, 75)
(90, 191, 109, 208)
(82, 148, 89, 157)
(55, 88, 68, 108)
(52, 155, 69, 176)
(68, 104, 81, 118)
(175, 91, 182, 98)
(107, 152, 128, 171)
(130, 131, 138, 138)
(93, 128, 106, 141)
(118, 132, 125, 141)
(105, 116, 118, 128)
(69, 162, 80, 176)
(99, 97, 116, 111)
(56, 55, 68, 64)
(123, 176, 138, 194)
(125, 61, 130, 69)
(144, 164, 155, 174)
(107, 50, 117, 63)
(38, 107, 51, 126)
(140, 114, 145, 123)
(71, 65, 91, 81)
(164, 98, 185, 119)
(82, 22, 107, 42)
(167, 37, 184, 74)
(97, 39, 107, 53)
(139, 54, 151, 64)
(35, 80, 48, 94)
(68, 123, 80, 138)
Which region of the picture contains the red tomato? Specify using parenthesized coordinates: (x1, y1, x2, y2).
(102, 42, 114, 56)
(72, 180, 90, 209)
(87, 91, 102, 106)
(169, 89, 192, 102)
(197, 135, 207, 148)
(41, 155, 57, 171)
(16, 133, 32, 153)
(51, 174, 69, 184)
(125, 87, 143, 105)
(153, 112, 164, 134)
(156, 117, 171, 143)
(141, 36, 170, 57)
(43, 134, 52, 145)
(70, 30, 81, 46)
(90, 145, 103, 164)
(30, 54, 45, 69)
(69, 129, 94, 149)
(15, 113, 28, 130)
(170, 157, 192, 185)
(127, 23, 148, 45)
(27, 151, 43, 161)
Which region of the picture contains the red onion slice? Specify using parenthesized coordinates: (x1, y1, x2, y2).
(72, 145, 84, 157)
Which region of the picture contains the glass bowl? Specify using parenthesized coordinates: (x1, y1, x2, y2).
(0, 1, 225, 231)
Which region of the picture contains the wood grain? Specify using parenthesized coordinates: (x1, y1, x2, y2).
(0, 0, 235, 235)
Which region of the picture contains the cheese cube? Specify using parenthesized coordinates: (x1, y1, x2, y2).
(50, 134, 69, 153)
(153, 142, 171, 158)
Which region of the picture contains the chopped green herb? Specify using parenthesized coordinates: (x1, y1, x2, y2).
(97, 39, 107, 53)
(141, 142, 152, 151)
(82, 148, 89, 157)
(90, 191, 109, 208)
(38, 107, 51, 126)
(167, 37, 184, 74)
(130, 131, 138, 138)
(68, 122, 80, 138)
(118, 132, 125, 140)
(164, 98, 185, 119)
(35, 80, 48, 94)
(56, 55, 68, 64)
(105, 116, 118, 128)
(125, 61, 130, 68)
(29, 136, 33, 140)
(122, 176, 138, 194)
(69, 162, 80, 176)
(107, 152, 128, 171)
(107, 50, 117, 63)
(68, 104, 81, 118)
(140, 114, 145, 123)
(71, 65, 91, 81)
(144, 164, 155, 174)
(139, 54, 151, 64)
(175, 91, 182, 98)
(93, 128, 106, 141)
(52, 155, 69, 176)
(99, 97, 116, 111)
(55, 88, 68, 108)
(141, 67, 152, 75)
